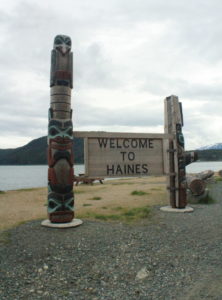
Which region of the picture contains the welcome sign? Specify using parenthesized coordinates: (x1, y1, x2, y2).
(74, 132, 170, 177)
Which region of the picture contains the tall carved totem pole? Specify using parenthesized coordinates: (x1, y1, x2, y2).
(47, 35, 74, 223)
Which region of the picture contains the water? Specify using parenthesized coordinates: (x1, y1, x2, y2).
(186, 161, 222, 173)
(0, 165, 85, 191)
(0, 161, 222, 191)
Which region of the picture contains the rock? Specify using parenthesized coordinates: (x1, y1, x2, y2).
(135, 267, 149, 280)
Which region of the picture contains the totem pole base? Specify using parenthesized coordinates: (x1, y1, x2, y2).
(41, 218, 83, 228)
(160, 206, 194, 213)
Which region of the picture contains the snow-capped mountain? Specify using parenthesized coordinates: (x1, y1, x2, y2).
(198, 143, 222, 150)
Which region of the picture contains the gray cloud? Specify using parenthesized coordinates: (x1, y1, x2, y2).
(75, 101, 163, 127)
(0, 0, 222, 149)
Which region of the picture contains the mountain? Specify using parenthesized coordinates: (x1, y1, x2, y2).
(1, 137, 222, 165)
(195, 143, 222, 161)
(0, 136, 84, 165)
(195, 149, 222, 161)
(198, 143, 222, 150)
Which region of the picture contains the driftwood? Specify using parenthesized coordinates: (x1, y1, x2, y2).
(186, 177, 206, 196)
(186, 170, 214, 196)
(218, 170, 222, 177)
(197, 170, 214, 181)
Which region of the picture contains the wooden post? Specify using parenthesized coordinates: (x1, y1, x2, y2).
(164, 95, 187, 209)
(164, 97, 176, 208)
(47, 35, 74, 223)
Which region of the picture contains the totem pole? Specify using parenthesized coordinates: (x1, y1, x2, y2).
(47, 35, 74, 223)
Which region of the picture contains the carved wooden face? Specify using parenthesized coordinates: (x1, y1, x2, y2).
(48, 186, 74, 213)
(53, 35, 71, 55)
(48, 120, 73, 141)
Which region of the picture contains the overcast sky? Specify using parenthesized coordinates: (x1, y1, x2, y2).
(0, 0, 222, 150)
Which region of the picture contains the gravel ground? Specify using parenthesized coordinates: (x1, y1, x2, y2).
(0, 182, 222, 300)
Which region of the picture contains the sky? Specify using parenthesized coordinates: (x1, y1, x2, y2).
(0, 0, 222, 150)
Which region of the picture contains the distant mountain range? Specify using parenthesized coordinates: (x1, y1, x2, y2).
(197, 143, 222, 150)
(196, 143, 222, 161)
(0, 137, 222, 165)
(0, 136, 84, 165)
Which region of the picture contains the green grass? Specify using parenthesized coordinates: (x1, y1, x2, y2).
(131, 190, 149, 196)
(0, 231, 12, 244)
(89, 196, 102, 200)
(0, 191, 5, 195)
(122, 206, 151, 218)
(17, 187, 41, 192)
(94, 214, 121, 221)
(74, 190, 85, 194)
(199, 194, 215, 204)
(112, 206, 124, 211)
(83, 203, 92, 207)
(80, 206, 151, 223)
(102, 207, 108, 209)
(215, 177, 222, 182)
(150, 187, 162, 191)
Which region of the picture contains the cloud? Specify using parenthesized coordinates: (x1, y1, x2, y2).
(0, 0, 222, 150)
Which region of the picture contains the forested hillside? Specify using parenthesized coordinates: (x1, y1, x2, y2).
(0, 136, 84, 165)
(1, 137, 222, 165)
(196, 149, 222, 161)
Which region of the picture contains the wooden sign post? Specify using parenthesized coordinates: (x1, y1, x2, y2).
(164, 95, 194, 211)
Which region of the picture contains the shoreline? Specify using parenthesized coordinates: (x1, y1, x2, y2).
(1, 162, 222, 191)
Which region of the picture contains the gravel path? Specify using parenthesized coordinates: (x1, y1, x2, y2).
(0, 183, 222, 300)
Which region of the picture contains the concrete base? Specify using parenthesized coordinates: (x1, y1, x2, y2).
(41, 218, 83, 228)
(160, 206, 194, 213)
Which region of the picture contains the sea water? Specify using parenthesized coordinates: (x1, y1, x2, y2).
(0, 165, 85, 191)
(0, 161, 222, 191)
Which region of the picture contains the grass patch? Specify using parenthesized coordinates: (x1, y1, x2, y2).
(0, 191, 6, 194)
(150, 188, 162, 191)
(83, 203, 92, 207)
(102, 207, 108, 209)
(199, 194, 215, 204)
(123, 206, 150, 219)
(89, 196, 102, 200)
(131, 190, 149, 196)
(112, 206, 124, 211)
(95, 214, 121, 221)
(16, 187, 41, 192)
(0, 231, 11, 244)
(80, 206, 151, 223)
(215, 177, 222, 182)
(75, 190, 85, 194)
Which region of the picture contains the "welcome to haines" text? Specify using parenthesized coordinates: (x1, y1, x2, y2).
(97, 138, 155, 176)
